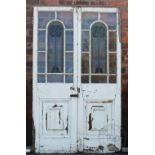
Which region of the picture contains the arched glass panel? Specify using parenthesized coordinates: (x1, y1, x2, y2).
(91, 22, 107, 74)
(47, 21, 64, 73)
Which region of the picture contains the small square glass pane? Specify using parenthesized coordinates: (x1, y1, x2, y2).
(81, 76, 89, 83)
(91, 76, 107, 83)
(37, 75, 45, 83)
(38, 31, 45, 51)
(109, 31, 117, 51)
(38, 52, 45, 73)
(65, 75, 73, 83)
(82, 31, 89, 51)
(109, 75, 117, 83)
(100, 13, 116, 30)
(82, 12, 98, 29)
(38, 11, 55, 28)
(47, 74, 64, 83)
(109, 53, 117, 74)
(66, 31, 73, 51)
(57, 11, 73, 28)
(65, 53, 73, 73)
(82, 53, 89, 73)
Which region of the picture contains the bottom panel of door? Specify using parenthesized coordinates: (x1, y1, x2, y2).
(83, 101, 121, 153)
(39, 98, 77, 153)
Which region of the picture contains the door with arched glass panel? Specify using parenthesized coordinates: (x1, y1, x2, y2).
(33, 7, 78, 153)
(79, 8, 121, 153)
(33, 7, 121, 153)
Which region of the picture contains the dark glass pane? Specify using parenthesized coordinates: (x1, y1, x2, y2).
(38, 31, 45, 51)
(66, 31, 73, 51)
(91, 76, 107, 83)
(109, 75, 116, 83)
(65, 75, 73, 83)
(47, 74, 64, 83)
(57, 12, 73, 28)
(100, 13, 116, 29)
(82, 31, 89, 51)
(38, 75, 45, 83)
(82, 53, 89, 73)
(109, 31, 116, 51)
(91, 22, 107, 74)
(109, 53, 117, 74)
(82, 12, 98, 29)
(38, 11, 55, 28)
(81, 76, 89, 83)
(47, 21, 64, 73)
(65, 53, 73, 73)
(38, 52, 45, 73)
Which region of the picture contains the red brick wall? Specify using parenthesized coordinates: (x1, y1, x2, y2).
(26, 0, 128, 146)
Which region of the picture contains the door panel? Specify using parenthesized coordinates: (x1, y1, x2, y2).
(79, 8, 121, 153)
(33, 7, 78, 153)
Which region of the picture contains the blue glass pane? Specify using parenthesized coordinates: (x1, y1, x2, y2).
(100, 13, 116, 29)
(47, 21, 64, 73)
(65, 53, 73, 73)
(38, 75, 45, 83)
(38, 31, 45, 51)
(38, 11, 55, 28)
(47, 75, 64, 83)
(65, 75, 73, 83)
(82, 31, 89, 51)
(38, 52, 45, 73)
(82, 12, 98, 29)
(91, 22, 107, 74)
(66, 31, 73, 51)
(57, 12, 73, 28)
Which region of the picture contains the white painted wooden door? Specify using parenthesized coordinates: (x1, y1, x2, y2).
(77, 8, 121, 153)
(33, 7, 121, 153)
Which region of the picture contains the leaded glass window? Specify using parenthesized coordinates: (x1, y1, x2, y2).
(91, 22, 107, 74)
(47, 21, 64, 73)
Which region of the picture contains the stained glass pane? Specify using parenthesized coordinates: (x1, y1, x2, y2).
(65, 75, 73, 83)
(82, 12, 98, 29)
(38, 31, 45, 51)
(81, 76, 89, 83)
(82, 53, 89, 73)
(38, 75, 45, 83)
(47, 74, 64, 83)
(38, 52, 45, 73)
(57, 12, 73, 28)
(91, 76, 107, 83)
(109, 75, 116, 83)
(65, 53, 73, 73)
(100, 13, 116, 29)
(109, 31, 117, 51)
(38, 11, 55, 28)
(91, 22, 107, 74)
(47, 21, 64, 73)
(82, 31, 89, 51)
(66, 31, 73, 51)
(109, 53, 117, 74)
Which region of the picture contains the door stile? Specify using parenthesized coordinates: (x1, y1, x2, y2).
(33, 7, 40, 152)
(76, 8, 84, 152)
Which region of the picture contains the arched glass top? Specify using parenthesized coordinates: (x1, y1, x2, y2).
(91, 22, 107, 74)
(47, 21, 64, 73)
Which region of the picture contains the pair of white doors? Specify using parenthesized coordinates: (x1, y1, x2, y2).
(33, 7, 121, 153)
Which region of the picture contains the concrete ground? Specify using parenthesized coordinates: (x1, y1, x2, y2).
(27, 153, 128, 155)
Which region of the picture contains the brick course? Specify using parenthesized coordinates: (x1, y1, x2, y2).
(26, 0, 128, 146)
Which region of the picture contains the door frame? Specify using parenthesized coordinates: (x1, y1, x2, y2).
(33, 6, 121, 152)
